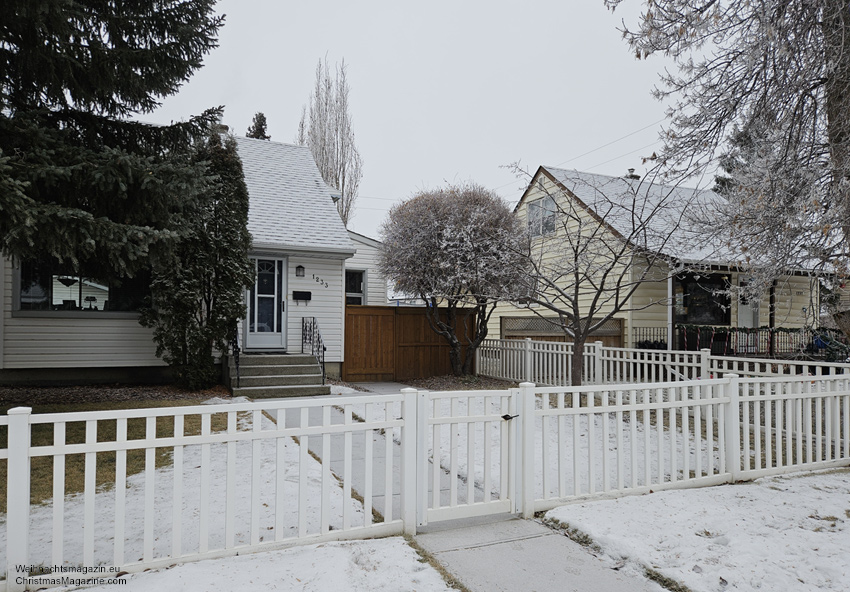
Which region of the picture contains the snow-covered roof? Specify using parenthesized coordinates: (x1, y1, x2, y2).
(539, 166, 731, 265)
(235, 137, 354, 256)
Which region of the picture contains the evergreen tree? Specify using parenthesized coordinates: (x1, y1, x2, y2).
(0, 0, 224, 276)
(141, 131, 254, 389)
(246, 112, 271, 140)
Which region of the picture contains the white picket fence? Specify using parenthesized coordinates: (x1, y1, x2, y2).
(477, 338, 850, 385)
(3, 375, 850, 591)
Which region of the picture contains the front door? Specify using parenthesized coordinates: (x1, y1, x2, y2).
(738, 279, 759, 353)
(245, 258, 287, 350)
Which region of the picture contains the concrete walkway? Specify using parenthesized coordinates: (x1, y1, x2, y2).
(267, 381, 660, 592)
(415, 514, 663, 592)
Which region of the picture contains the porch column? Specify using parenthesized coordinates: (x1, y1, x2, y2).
(667, 274, 674, 350)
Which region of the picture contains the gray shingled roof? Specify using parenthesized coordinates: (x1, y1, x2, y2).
(541, 166, 730, 264)
(235, 137, 354, 255)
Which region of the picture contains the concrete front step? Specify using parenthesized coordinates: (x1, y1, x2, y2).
(231, 354, 318, 366)
(236, 364, 320, 377)
(232, 384, 331, 398)
(235, 374, 324, 387)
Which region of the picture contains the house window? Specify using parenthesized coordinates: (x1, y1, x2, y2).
(673, 273, 731, 326)
(18, 258, 150, 312)
(345, 270, 365, 305)
(528, 195, 556, 237)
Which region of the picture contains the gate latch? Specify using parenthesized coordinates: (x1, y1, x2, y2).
(501, 414, 519, 421)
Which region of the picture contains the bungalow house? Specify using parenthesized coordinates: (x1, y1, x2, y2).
(489, 165, 821, 356)
(0, 136, 386, 391)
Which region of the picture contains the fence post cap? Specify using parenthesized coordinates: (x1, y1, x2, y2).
(7, 406, 32, 415)
(700, 348, 711, 353)
(400, 387, 418, 393)
(725, 373, 740, 379)
(518, 382, 536, 388)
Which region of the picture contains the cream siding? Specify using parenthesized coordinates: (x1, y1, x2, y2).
(285, 256, 345, 362)
(1, 257, 163, 369)
(490, 173, 632, 339)
(346, 233, 387, 306)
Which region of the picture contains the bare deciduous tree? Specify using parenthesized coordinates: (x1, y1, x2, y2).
(607, 1, 850, 316)
(296, 58, 362, 227)
(380, 183, 527, 375)
(515, 165, 708, 384)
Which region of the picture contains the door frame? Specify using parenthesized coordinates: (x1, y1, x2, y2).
(244, 256, 288, 351)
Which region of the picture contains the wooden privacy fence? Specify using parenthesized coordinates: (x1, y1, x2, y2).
(343, 306, 475, 382)
(477, 338, 850, 385)
(3, 375, 850, 590)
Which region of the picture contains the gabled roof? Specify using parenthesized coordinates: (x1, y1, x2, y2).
(235, 137, 354, 256)
(522, 165, 730, 265)
(348, 229, 382, 249)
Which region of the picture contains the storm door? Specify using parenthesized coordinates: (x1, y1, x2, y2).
(245, 258, 287, 350)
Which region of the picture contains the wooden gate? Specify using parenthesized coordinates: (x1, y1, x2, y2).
(343, 306, 475, 382)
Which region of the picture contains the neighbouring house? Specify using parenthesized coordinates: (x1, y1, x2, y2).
(0, 136, 387, 387)
(345, 231, 387, 306)
(489, 165, 822, 356)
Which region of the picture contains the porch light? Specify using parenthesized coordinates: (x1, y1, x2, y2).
(296, 265, 305, 277)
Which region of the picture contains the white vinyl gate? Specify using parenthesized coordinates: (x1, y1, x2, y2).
(413, 389, 519, 526)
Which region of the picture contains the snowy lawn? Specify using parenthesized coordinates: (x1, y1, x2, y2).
(545, 468, 850, 592)
(53, 537, 454, 592)
(0, 397, 365, 577)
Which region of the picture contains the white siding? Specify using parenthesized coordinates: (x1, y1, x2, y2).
(346, 234, 387, 306)
(1, 257, 163, 369)
(286, 256, 345, 362)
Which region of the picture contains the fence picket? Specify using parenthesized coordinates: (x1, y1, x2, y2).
(5, 372, 850, 588)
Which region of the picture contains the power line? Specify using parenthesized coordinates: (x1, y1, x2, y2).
(586, 140, 661, 172)
(490, 116, 666, 192)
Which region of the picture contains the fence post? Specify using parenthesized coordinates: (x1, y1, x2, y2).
(400, 388, 418, 535)
(524, 338, 533, 383)
(700, 348, 711, 379)
(518, 382, 536, 519)
(7, 407, 32, 592)
(723, 374, 741, 482)
(416, 390, 428, 528)
(594, 341, 604, 384)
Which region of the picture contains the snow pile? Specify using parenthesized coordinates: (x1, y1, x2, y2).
(546, 469, 850, 592)
(55, 537, 453, 592)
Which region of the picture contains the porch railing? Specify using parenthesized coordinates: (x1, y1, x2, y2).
(302, 317, 327, 384)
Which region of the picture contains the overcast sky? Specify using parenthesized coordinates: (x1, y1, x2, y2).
(146, 1, 672, 239)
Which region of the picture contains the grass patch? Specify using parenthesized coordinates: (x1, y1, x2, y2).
(0, 399, 233, 512)
(541, 516, 602, 553)
(403, 534, 473, 592)
(644, 567, 694, 592)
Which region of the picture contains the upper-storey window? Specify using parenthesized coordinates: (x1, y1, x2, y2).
(18, 257, 150, 312)
(528, 195, 556, 237)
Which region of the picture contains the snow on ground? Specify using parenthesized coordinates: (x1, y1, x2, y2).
(0, 400, 364, 577)
(54, 537, 454, 592)
(546, 468, 850, 592)
(340, 392, 721, 502)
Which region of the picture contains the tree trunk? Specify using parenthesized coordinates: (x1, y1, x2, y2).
(823, 1, 850, 245)
(571, 338, 585, 387)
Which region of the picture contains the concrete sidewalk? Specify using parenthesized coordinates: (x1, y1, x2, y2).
(415, 514, 663, 592)
(350, 382, 661, 592)
(272, 381, 660, 592)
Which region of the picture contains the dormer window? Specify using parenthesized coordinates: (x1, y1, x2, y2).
(528, 195, 556, 237)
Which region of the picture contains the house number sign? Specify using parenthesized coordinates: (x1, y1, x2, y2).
(312, 274, 329, 289)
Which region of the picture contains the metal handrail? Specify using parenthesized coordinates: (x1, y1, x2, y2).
(302, 317, 327, 384)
